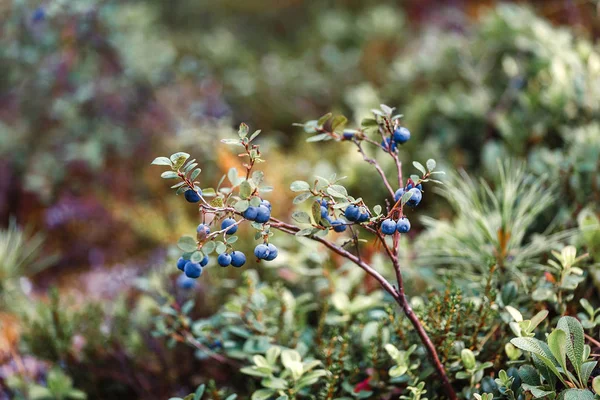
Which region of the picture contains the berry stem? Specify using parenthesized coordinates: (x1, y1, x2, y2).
(269, 217, 457, 400)
(354, 141, 395, 199)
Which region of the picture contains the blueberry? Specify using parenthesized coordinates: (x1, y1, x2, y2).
(217, 253, 232, 267)
(406, 183, 414, 190)
(184, 189, 202, 203)
(265, 244, 278, 261)
(416, 183, 422, 191)
(381, 138, 397, 153)
(342, 131, 355, 140)
(357, 212, 370, 223)
(254, 244, 270, 260)
(392, 127, 410, 144)
(177, 273, 196, 289)
(243, 206, 259, 220)
(381, 219, 397, 235)
(320, 199, 328, 207)
(197, 224, 211, 238)
(344, 205, 360, 221)
(200, 255, 209, 267)
(397, 218, 411, 233)
(261, 200, 272, 210)
(221, 218, 238, 235)
(331, 219, 347, 233)
(394, 188, 405, 202)
(320, 206, 328, 218)
(406, 188, 422, 207)
(254, 205, 271, 224)
(230, 251, 246, 268)
(32, 7, 45, 22)
(184, 261, 202, 278)
(177, 257, 187, 271)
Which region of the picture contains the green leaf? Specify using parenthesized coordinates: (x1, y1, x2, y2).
(296, 228, 315, 237)
(177, 236, 197, 252)
(151, 157, 172, 166)
(547, 329, 568, 374)
(380, 104, 394, 115)
(293, 192, 312, 204)
(312, 201, 323, 224)
(290, 181, 311, 192)
(261, 377, 288, 390)
(327, 185, 347, 198)
(292, 211, 311, 224)
(400, 191, 413, 206)
(557, 316, 585, 373)
(161, 171, 179, 179)
(306, 133, 330, 142)
(190, 251, 204, 263)
(190, 168, 201, 181)
(297, 370, 328, 388)
(413, 161, 426, 176)
(240, 181, 253, 199)
(559, 389, 595, 400)
(426, 159, 436, 171)
(170, 152, 190, 170)
(202, 241, 216, 254)
(215, 241, 227, 254)
(193, 384, 205, 400)
(317, 112, 332, 126)
(249, 130, 261, 141)
(581, 361, 597, 385)
(511, 337, 565, 385)
(234, 200, 250, 212)
(373, 205, 382, 215)
(228, 168, 240, 186)
(252, 171, 264, 186)
(251, 389, 276, 400)
(238, 123, 249, 138)
(331, 115, 348, 132)
(593, 376, 600, 395)
(221, 138, 242, 145)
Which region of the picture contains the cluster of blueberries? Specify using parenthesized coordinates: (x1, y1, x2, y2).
(177, 193, 279, 285)
(394, 182, 423, 207)
(380, 217, 411, 235)
(319, 200, 348, 233)
(344, 204, 370, 224)
(381, 127, 411, 153)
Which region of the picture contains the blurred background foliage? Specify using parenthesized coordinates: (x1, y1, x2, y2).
(1, 0, 600, 399)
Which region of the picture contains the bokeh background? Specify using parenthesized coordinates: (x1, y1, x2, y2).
(1, 0, 599, 399)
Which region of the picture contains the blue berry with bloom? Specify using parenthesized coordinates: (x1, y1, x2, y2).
(230, 251, 246, 268)
(197, 224, 210, 236)
(397, 218, 411, 233)
(254, 205, 271, 223)
(331, 219, 347, 232)
(177, 273, 196, 289)
(200, 255, 209, 267)
(221, 218, 238, 234)
(394, 188, 405, 202)
(254, 244, 270, 260)
(320, 206, 328, 218)
(217, 253, 232, 267)
(393, 127, 410, 144)
(344, 205, 360, 221)
(261, 200, 272, 210)
(342, 131, 355, 140)
(381, 138, 397, 153)
(243, 206, 259, 220)
(357, 212, 370, 223)
(177, 257, 187, 271)
(381, 219, 397, 235)
(184, 189, 202, 203)
(265, 244, 278, 261)
(406, 188, 422, 207)
(320, 199, 328, 207)
(184, 261, 202, 278)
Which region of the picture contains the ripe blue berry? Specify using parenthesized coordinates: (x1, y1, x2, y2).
(254, 244, 270, 260)
(184, 261, 202, 278)
(184, 189, 202, 203)
(406, 188, 422, 207)
(381, 219, 397, 235)
(320, 206, 328, 218)
(177, 273, 196, 289)
(221, 218, 238, 235)
(265, 244, 278, 261)
(342, 131, 355, 140)
(392, 127, 410, 144)
(230, 251, 246, 268)
(254, 205, 271, 224)
(344, 205, 360, 222)
(243, 206, 259, 220)
(200, 255, 209, 267)
(197, 224, 210, 238)
(217, 253, 232, 267)
(394, 188, 405, 202)
(381, 138, 397, 153)
(177, 257, 187, 271)
(357, 212, 370, 223)
(261, 200, 272, 210)
(406, 183, 414, 190)
(416, 183, 423, 191)
(397, 218, 411, 233)
(331, 219, 347, 232)
(320, 199, 328, 207)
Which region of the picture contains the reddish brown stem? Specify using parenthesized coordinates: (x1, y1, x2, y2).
(269, 217, 457, 400)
